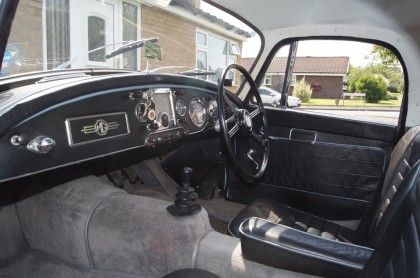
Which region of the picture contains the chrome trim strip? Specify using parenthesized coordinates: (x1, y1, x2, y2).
(288, 128, 317, 144)
(12, 84, 216, 130)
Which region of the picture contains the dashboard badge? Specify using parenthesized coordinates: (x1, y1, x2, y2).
(66, 112, 129, 146)
(81, 119, 119, 136)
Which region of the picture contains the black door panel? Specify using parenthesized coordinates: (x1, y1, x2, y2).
(265, 137, 385, 199)
(226, 109, 396, 220)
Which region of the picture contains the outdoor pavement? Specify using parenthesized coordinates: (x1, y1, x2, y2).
(297, 105, 400, 111)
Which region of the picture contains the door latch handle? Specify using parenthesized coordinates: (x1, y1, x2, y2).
(247, 149, 260, 170)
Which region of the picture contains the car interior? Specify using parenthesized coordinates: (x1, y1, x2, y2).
(0, 0, 420, 278)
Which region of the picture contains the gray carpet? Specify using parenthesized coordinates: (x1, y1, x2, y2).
(0, 250, 153, 278)
(119, 160, 246, 233)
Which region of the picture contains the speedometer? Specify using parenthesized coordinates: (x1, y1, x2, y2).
(188, 98, 206, 127)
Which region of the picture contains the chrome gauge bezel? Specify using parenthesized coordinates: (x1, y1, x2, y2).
(188, 98, 207, 127)
(134, 101, 148, 123)
(175, 99, 187, 117)
(208, 99, 218, 122)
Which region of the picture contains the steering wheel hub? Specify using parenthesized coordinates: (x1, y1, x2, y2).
(237, 109, 253, 131)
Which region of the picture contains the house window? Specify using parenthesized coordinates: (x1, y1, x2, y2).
(263, 75, 272, 85)
(230, 42, 240, 55)
(196, 29, 239, 84)
(45, 0, 70, 69)
(88, 16, 106, 62)
(291, 75, 296, 86)
(122, 2, 138, 70)
(197, 32, 207, 46)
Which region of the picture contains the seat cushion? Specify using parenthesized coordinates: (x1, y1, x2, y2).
(229, 198, 366, 244)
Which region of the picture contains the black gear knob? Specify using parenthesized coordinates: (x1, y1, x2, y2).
(182, 167, 193, 187)
(167, 166, 201, 217)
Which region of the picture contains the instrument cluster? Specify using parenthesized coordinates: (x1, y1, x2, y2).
(172, 89, 219, 132)
(131, 87, 221, 147)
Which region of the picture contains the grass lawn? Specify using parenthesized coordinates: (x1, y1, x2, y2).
(302, 97, 402, 107)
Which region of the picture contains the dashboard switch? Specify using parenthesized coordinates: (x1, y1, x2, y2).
(10, 134, 29, 146)
(27, 136, 56, 154)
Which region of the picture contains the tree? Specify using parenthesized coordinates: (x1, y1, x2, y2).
(348, 65, 364, 93)
(348, 63, 403, 93)
(370, 45, 400, 66)
(292, 78, 312, 102)
(356, 75, 387, 103)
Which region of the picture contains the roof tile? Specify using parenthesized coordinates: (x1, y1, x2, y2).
(242, 56, 349, 74)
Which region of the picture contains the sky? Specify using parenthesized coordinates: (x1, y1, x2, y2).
(201, 2, 375, 67)
(243, 39, 375, 67)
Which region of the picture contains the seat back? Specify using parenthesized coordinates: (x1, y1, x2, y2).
(360, 160, 420, 277)
(357, 125, 420, 240)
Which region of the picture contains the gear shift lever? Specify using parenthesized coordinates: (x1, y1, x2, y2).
(167, 167, 202, 216)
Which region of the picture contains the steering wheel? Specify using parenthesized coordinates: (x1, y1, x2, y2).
(217, 64, 269, 179)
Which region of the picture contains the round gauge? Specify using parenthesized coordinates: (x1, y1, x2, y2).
(188, 98, 206, 127)
(175, 99, 187, 117)
(208, 99, 218, 122)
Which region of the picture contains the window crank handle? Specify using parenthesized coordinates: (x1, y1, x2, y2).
(247, 149, 260, 170)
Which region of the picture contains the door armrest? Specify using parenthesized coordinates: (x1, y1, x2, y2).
(239, 217, 373, 277)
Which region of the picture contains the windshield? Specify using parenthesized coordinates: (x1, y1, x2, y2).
(2, 0, 260, 86)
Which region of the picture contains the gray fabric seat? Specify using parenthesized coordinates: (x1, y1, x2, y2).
(229, 125, 420, 249)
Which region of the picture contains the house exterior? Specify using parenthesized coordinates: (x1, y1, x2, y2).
(242, 56, 350, 99)
(3, 0, 249, 88)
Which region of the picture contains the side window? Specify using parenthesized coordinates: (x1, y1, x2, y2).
(261, 40, 404, 124)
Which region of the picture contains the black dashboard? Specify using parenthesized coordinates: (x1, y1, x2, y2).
(0, 71, 235, 182)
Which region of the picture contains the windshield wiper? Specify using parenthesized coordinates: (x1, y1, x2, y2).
(179, 68, 216, 76)
(55, 37, 158, 70)
(105, 37, 158, 59)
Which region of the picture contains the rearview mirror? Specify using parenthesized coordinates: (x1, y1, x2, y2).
(145, 41, 163, 61)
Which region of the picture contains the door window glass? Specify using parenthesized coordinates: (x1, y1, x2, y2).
(261, 40, 404, 125)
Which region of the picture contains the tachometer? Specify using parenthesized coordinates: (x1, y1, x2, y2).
(188, 98, 206, 127)
(175, 99, 187, 117)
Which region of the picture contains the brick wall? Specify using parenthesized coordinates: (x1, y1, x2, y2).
(4, 2, 244, 78)
(141, 5, 196, 71)
(142, 5, 242, 89)
(6, 0, 44, 74)
(297, 75, 344, 99)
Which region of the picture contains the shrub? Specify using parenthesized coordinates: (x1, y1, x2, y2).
(387, 91, 398, 100)
(387, 86, 399, 93)
(399, 83, 405, 93)
(293, 78, 312, 102)
(356, 75, 387, 103)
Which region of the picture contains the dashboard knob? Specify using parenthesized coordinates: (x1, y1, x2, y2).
(10, 134, 29, 146)
(160, 113, 169, 127)
(27, 136, 56, 154)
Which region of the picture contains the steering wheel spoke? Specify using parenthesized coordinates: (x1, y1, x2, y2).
(249, 107, 262, 119)
(228, 124, 240, 138)
(250, 129, 266, 146)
